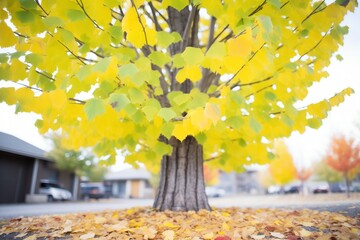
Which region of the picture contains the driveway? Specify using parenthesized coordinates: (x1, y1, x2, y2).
(0, 193, 359, 219)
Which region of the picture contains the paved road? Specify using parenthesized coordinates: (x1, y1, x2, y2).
(0, 194, 359, 219)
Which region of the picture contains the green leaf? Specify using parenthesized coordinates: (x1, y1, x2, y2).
(84, 98, 106, 120)
(0, 54, 9, 63)
(108, 93, 130, 111)
(182, 47, 204, 65)
(307, 118, 322, 129)
(118, 64, 138, 78)
(149, 52, 171, 67)
(158, 108, 177, 122)
(195, 132, 207, 145)
(249, 117, 262, 133)
(142, 99, 161, 121)
(227, 116, 244, 130)
(161, 122, 175, 139)
(76, 65, 92, 80)
(66, 9, 86, 21)
(20, 0, 37, 9)
(264, 91, 276, 101)
(156, 31, 182, 48)
(109, 25, 123, 43)
(25, 54, 43, 65)
(93, 81, 116, 98)
(128, 88, 144, 104)
(336, 54, 343, 61)
(300, 29, 309, 37)
(206, 42, 227, 59)
(37, 75, 55, 91)
(281, 114, 294, 127)
(16, 10, 35, 23)
(268, 0, 282, 8)
(93, 58, 111, 72)
(229, 91, 244, 105)
(173, 93, 191, 106)
(335, 0, 350, 7)
(43, 17, 64, 28)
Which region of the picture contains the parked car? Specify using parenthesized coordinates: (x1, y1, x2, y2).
(284, 185, 300, 194)
(80, 183, 108, 200)
(312, 183, 329, 194)
(39, 179, 72, 202)
(205, 187, 226, 198)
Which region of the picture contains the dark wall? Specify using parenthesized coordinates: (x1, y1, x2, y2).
(36, 161, 74, 193)
(0, 151, 33, 203)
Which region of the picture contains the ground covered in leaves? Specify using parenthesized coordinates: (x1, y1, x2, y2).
(0, 207, 359, 240)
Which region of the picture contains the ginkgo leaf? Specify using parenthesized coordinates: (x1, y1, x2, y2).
(0, 22, 17, 47)
(122, 7, 146, 48)
(84, 98, 106, 120)
(204, 103, 221, 125)
(158, 108, 177, 122)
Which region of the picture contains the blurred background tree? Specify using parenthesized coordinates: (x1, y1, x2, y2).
(47, 133, 108, 182)
(269, 140, 297, 189)
(324, 135, 360, 197)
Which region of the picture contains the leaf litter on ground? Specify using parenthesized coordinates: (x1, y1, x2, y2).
(0, 207, 359, 239)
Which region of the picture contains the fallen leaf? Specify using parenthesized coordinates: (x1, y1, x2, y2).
(109, 220, 128, 231)
(250, 234, 266, 239)
(298, 229, 312, 237)
(203, 232, 214, 239)
(270, 232, 285, 239)
(79, 232, 95, 239)
(162, 230, 175, 240)
(23, 235, 37, 240)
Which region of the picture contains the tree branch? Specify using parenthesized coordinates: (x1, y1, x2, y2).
(248, 0, 267, 16)
(76, 0, 104, 31)
(245, 84, 273, 98)
(149, 2, 163, 31)
(131, 0, 149, 46)
(57, 40, 86, 65)
(180, 5, 197, 52)
(206, 17, 216, 51)
(35, 0, 49, 16)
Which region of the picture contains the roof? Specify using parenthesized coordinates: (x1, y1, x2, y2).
(0, 132, 49, 160)
(105, 168, 151, 181)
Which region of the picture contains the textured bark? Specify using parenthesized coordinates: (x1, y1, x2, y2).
(153, 136, 211, 211)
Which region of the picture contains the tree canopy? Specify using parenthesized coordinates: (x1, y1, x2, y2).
(0, 0, 357, 173)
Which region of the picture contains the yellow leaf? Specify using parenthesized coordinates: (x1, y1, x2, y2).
(162, 230, 175, 240)
(270, 232, 285, 238)
(203, 232, 214, 239)
(172, 122, 188, 142)
(176, 65, 202, 83)
(141, 226, 157, 239)
(122, 7, 146, 48)
(190, 108, 211, 131)
(204, 103, 221, 125)
(0, 22, 17, 47)
(298, 229, 312, 237)
(79, 232, 95, 239)
(163, 221, 177, 228)
(108, 221, 128, 231)
(94, 216, 107, 224)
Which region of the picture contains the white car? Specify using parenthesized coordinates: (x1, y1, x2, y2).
(206, 187, 226, 198)
(39, 180, 72, 202)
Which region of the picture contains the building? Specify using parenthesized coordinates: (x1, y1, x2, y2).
(0, 132, 78, 203)
(104, 168, 154, 198)
(216, 170, 265, 195)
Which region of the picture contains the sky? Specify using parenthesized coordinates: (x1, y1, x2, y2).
(0, 6, 359, 171)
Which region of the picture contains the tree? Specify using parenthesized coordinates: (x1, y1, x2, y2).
(0, 0, 357, 211)
(325, 135, 360, 197)
(47, 134, 108, 182)
(268, 140, 296, 186)
(295, 167, 313, 195)
(314, 159, 343, 185)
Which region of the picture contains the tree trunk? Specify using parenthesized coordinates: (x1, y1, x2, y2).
(153, 136, 211, 211)
(344, 171, 350, 198)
